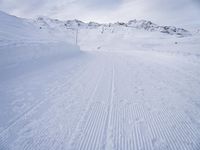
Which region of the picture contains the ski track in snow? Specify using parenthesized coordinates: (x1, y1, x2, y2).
(1, 50, 200, 150)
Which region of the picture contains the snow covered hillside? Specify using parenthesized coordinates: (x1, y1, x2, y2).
(33, 17, 191, 42)
(1, 11, 200, 150)
(0, 11, 80, 135)
(0, 11, 80, 76)
(33, 17, 200, 57)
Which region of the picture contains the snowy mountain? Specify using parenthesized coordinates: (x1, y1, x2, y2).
(33, 17, 191, 37)
(30, 16, 200, 55)
(127, 20, 191, 36)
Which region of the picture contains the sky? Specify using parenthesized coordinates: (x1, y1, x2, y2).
(0, 0, 200, 26)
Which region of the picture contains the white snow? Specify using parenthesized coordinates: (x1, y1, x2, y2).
(1, 11, 200, 150)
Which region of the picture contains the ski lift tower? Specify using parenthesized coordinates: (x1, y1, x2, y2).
(75, 28, 78, 45)
(66, 27, 78, 45)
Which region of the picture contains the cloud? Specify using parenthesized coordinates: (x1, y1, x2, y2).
(79, 0, 122, 9)
(98, 0, 200, 26)
(0, 0, 199, 26)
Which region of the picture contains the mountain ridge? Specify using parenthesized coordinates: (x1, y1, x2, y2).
(33, 17, 191, 37)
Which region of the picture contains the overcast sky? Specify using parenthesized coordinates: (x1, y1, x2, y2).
(0, 0, 200, 26)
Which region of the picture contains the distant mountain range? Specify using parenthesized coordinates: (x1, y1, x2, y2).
(33, 17, 191, 37)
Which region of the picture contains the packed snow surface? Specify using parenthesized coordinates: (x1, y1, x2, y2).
(1, 11, 200, 150)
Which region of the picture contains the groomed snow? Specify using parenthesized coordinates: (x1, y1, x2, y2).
(1, 11, 200, 150)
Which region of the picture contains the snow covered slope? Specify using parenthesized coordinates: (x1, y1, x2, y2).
(1, 43, 200, 150)
(0, 11, 80, 72)
(0, 10, 80, 140)
(1, 11, 200, 150)
(32, 17, 200, 56)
